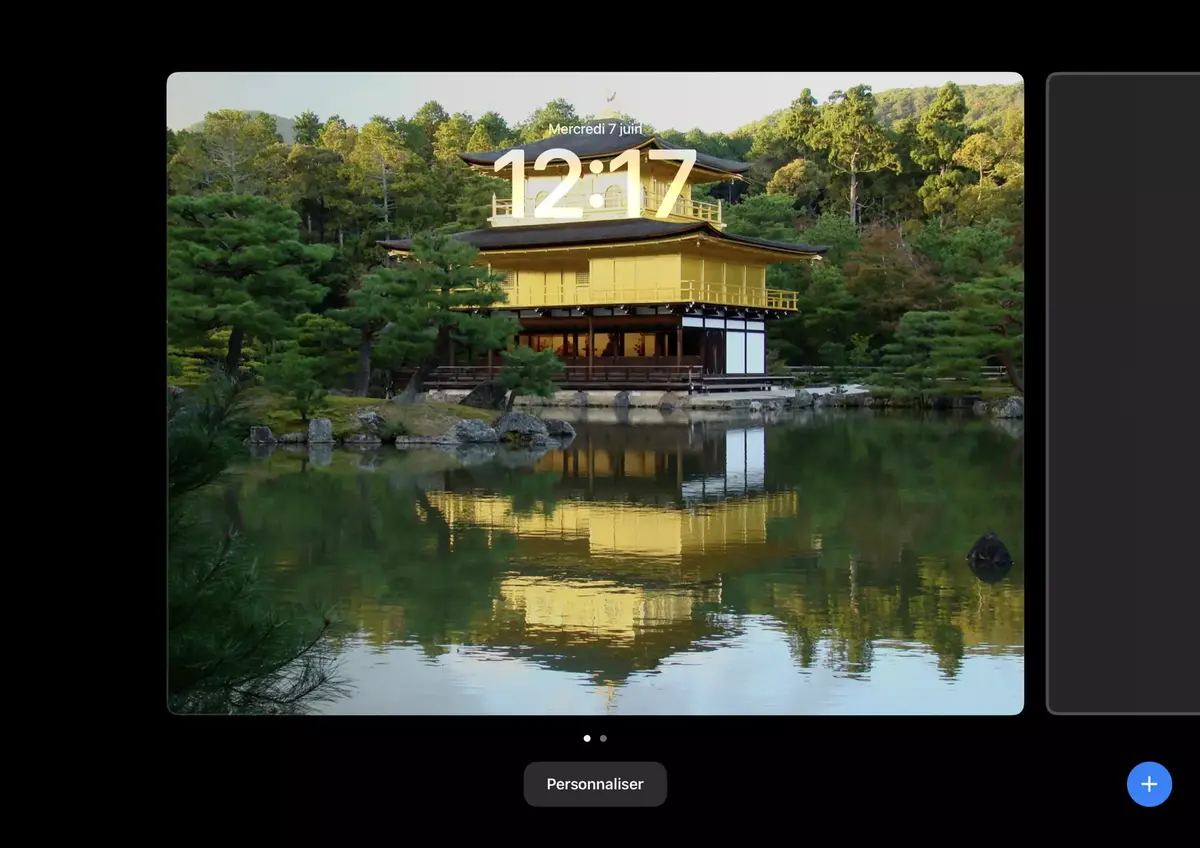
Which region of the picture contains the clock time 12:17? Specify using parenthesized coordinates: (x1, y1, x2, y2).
(493, 148, 698, 220)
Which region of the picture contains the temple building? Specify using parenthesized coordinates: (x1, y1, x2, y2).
(378, 119, 829, 390)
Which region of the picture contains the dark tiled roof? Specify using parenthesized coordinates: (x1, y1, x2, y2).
(460, 120, 751, 175)
(377, 218, 829, 257)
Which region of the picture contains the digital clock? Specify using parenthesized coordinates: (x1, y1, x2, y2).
(494, 147, 698, 220)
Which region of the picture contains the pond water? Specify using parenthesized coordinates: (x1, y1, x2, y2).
(216, 409, 1024, 715)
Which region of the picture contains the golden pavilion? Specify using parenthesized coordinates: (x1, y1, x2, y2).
(378, 119, 829, 390)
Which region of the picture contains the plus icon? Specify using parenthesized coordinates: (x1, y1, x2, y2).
(1127, 762, 1172, 807)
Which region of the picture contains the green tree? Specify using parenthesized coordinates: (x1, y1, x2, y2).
(947, 271, 1024, 392)
(723, 193, 805, 242)
(772, 261, 867, 365)
(392, 233, 516, 401)
(798, 263, 869, 363)
(428, 161, 511, 233)
(261, 342, 329, 422)
(466, 111, 512, 152)
(284, 143, 351, 241)
(519, 98, 579, 142)
(291, 312, 357, 386)
(882, 271, 1023, 394)
(910, 83, 970, 221)
(293, 110, 323, 146)
(497, 345, 565, 411)
(167, 193, 332, 372)
(953, 131, 1004, 197)
(878, 311, 956, 397)
(915, 218, 1012, 282)
(776, 88, 822, 157)
(169, 110, 287, 197)
(765, 158, 830, 209)
(411, 101, 450, 159)
(327, 267, 425, 396)
(346, 117, 410, 226)
(434, 112, 475, 161)
(168, 371, 346, 714)
(807, 85, 900, 226)
(911, 82, 969, 175)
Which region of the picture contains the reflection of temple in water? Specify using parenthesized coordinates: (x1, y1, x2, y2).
(422, 424, 816, 685)
(431, 425, 813, 580)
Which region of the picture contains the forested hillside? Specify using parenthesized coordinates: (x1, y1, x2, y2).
(186, 110, 295, 144)
(167, 81, 1024, 395)
(735, 83, 1023, 137)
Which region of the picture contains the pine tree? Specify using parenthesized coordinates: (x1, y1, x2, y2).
(328, 267, 427, 396)
(167, 371, 347, 713)
(880, 270, 1023, 394)
(393, 233, 519, 402)
(167, 193, 333, 373)
(497, 346, 565, 411)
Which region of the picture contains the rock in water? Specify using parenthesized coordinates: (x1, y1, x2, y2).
(967, 532, 1014, 583)
(658, 391, 685, 411)
(308, 443, 333, 467)
(308, 418, 334, 444)
(493, 412, 550, 443)
(356, 411, 387, 435)
(249, 426, 276, 444)
(461, 381, 509, 410)
(344, 434, 382, 447)
(453, 443, 501, 467)
(993, 397, 1024, 419)
(448, 418, 500, 443)
(494, 445, 550, 468)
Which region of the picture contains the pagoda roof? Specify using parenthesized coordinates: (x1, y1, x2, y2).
(459, 120, 751, 176)
(377, 218, 829, 259)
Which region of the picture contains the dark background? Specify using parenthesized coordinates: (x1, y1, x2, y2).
(162, 70, 1198, 829)
(1046, 73, 1199, 716)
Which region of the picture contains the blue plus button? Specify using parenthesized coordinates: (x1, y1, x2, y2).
(1126, 762, 1172, 807)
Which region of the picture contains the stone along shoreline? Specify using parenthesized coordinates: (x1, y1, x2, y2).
(424, 385, 1026, 418)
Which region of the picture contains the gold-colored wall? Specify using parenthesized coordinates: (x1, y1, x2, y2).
(424, 490, 799, 564)
(508, 266, 588, 307)
(589, 254, 682, 303)
(494, 254, 683, 308)
(485, 251, 786, 310)
(681, 255, 766, 288)
(497, 574, 702, 640)
(532, 449, 660, 477)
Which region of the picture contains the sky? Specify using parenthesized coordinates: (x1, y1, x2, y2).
(167, 72, 1023, 135)
(315, 621, 1024, 715)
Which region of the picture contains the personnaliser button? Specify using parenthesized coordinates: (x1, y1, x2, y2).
(524, 762, 667, 807)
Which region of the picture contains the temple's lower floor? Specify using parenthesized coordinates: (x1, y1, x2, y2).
(448, 305, 776, 379)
